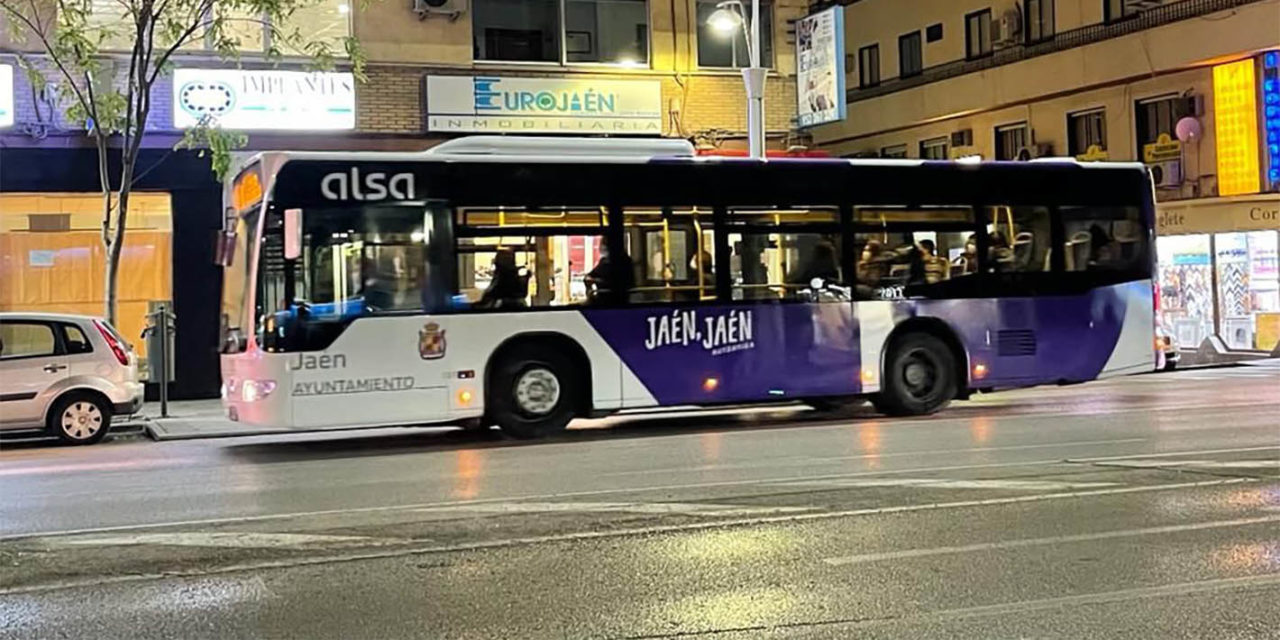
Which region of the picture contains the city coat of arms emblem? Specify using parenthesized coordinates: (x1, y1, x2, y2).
(419, 322, 446, 360)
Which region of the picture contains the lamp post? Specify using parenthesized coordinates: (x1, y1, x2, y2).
(707, 0, 765, 159)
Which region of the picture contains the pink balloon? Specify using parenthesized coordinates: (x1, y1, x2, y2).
(1175, 117, 1202, 143)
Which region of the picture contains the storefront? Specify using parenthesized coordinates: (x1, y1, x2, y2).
(1156, 195, 1280, 357)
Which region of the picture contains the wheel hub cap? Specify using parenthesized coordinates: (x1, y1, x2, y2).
(514, 368, 560, 416)
(62, 402, 103, 439)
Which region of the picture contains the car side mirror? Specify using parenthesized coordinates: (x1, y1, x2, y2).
(284, 208, 303, 260)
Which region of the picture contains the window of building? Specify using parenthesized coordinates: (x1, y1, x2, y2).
(84, 0, 352, 54)
(926, 23, 944, 43)
(0, 322, 56, 359)
(0, 193, 172, 363)
(965, 9, 992, 59)
(474, 0, 650, 65)
(995, 123, 1030, 161)
(899, 31, 923, 78)
(1068, 109, 1107, 156)
(724, 207, 841, 301)
(919, 137, 948, 160)
(1213, 231, 1280, 351)
(696, 0, 774, 68)
(881, 144, 908, 159)
(1135, 95, 1186, 157)
(1025, 0, 1054, 42)
(1104, 0, 1131, 23)
(624, 207, 715, 303)
(984, 206, 1052, 273)
(858, 44, 880, 88)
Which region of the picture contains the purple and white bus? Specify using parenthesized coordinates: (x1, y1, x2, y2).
(219, 136, 1158, 438)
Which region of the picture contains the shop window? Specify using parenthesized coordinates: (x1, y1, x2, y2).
(965, 9, 992, 60)
(1068, 109, 1107, 156)
(456, 206, 616, 308)
(0, 193, 172, 362)
(881, 144, 908, 159)
(858, 44, 880, 87)
(1060, 206, 1147, 272)
(623, 207, 715, 304)
(696, 0, 773, 69)
(898, 32, 922, 78)
(1214, 231, 1280, 351)
(919, 137, 948, 160)
(0, 322, 56, 359)
(984, 206, 1052, 273)
(1157, 234, 1214, 348)
(1025, 0, 1054, 43)
(474, 0, 649, 65)
(995, 123, 1029, 161)
(725, 207, 840, 301)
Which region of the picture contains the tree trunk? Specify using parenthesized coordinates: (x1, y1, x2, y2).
(95, 133, 118, 326)
(105, 169, 134, 330)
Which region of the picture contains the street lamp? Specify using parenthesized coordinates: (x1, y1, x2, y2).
(706, 0, 765, 159)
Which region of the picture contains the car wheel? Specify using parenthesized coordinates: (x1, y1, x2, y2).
(872, 333, 958, 417)
(488, 344, 579, 439)
(47, 392, 112, 445)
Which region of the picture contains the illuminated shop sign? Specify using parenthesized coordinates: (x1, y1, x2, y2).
(425, 76, 662, 135)
(1212, 59, 1261, 196)
(1263, 51, 1279, 191)
(173, 69, 355, 131)
(0, 64, 13, 128)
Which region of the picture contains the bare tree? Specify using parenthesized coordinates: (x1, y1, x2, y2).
(1, 0, 364, 325)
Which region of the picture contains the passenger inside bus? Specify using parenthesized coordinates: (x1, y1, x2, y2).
(786, 239, 841, 286)
(477, 248, 529, 309)
(584, 244, 636, 305)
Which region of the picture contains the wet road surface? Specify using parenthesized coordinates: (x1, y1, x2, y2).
(2, 366, 1278, 639)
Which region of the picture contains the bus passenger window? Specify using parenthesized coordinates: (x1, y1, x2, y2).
(623, 207, 715, 304)
(983, 206, 1051, 273)
(455, 206, 620, 308)
(1060, 206, 1146, 272)
(854, 231, 969, 290)
(726, 207, 841, 301)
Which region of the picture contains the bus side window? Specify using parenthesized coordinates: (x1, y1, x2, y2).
(623, 207, 715, 304)
(851, 206, 977, 296)
(983, 206, 1052, 274)
(455, 206, 616, 308)
(1059, 206, 1146, 272)
(725, 206, 841, 301)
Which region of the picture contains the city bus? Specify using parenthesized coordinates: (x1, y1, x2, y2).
(218, 136, 1158, 438)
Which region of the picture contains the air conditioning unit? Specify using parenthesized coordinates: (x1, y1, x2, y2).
(993, 5, 1023, 48)
(950, 129, 974, 147)
(1149, 160, 1183, 188)
(1015, 143, 1053, 161)
(413, 0, 465, 19)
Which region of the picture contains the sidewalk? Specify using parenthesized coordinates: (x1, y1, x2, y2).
(139, 398, 290, 441)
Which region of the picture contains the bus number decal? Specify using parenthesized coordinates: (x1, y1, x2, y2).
(876, 286, 905, 300)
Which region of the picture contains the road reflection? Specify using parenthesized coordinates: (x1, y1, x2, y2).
(452, 449, 486, 500)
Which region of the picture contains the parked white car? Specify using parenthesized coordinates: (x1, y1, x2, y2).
(0, 313, 143, 444)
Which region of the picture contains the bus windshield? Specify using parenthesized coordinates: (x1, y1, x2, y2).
(254, 202, 453, 352)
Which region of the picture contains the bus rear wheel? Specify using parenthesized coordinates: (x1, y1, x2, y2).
(489, 344, 579, 439)
(873, 333, 957, 417)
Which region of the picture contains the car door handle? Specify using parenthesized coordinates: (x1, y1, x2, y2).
(43, 364, 68, 373)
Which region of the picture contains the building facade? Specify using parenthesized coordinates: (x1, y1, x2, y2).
(808, 0, 1280, 361)
(1, 0, 805, 398)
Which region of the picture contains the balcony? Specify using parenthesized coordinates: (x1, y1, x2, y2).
(846, 0, 1267, 104)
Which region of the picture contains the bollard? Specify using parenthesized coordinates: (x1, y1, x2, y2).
(143, 304, 177, 418)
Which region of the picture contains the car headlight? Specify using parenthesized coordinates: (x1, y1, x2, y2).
(241, 379, 277, 402)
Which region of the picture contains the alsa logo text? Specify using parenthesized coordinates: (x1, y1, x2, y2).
(321, 168, 416, 201)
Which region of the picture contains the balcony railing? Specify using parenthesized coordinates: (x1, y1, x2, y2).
(846, 0, 1266, 104)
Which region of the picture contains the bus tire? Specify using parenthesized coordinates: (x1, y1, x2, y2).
(873, 332, 957, 417)
(489, 344, 579, 439)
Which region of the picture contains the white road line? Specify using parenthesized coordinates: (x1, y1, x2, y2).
(823, 514, 1280, 566)
(775, 478, 1119, 491)
(1094, 460, 1280, 470)
(0, 477, 1257, 596)
(412, 501, 811, 517)
(1068, 445, 1280, 463)
(44, 532, 399, 550)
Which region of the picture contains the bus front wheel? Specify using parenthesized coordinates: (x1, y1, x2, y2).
(872, 333, 957, 417)
(489, 344, 579, 439)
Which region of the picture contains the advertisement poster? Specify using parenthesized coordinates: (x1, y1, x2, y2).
(0, 64, 13, 128)
(172, 69, 355, 130)
(425, 76, 662, 135)
(796, 8, 846, 128)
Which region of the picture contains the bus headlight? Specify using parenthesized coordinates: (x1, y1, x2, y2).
(242, 379, 277, 402)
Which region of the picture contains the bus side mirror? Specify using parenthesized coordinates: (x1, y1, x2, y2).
(213, 230, 237, 266)
(284, 208, 303, 260)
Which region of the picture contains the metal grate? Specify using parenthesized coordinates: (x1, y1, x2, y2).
(997, 330, 1038, 356)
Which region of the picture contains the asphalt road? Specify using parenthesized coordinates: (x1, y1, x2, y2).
(2, 365, 1279, 639)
